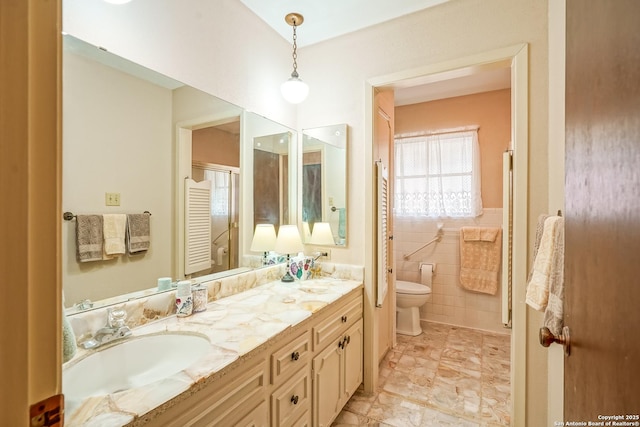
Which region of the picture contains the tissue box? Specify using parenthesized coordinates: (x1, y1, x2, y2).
(289, 256, 314, 281)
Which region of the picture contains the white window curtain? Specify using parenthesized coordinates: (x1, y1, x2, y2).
(394, 128, 483, 218)
(203, 169, 230, 217)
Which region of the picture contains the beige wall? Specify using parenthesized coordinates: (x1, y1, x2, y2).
(63, 0, 297, 129)
(395, 89, 511, 208)
(62, 50, 174, 306)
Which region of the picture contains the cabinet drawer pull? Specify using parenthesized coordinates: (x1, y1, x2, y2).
(346, 335, 351, 345)
(291, 351, 300, 361)
(291, 395, 299, 405)
(338, 339, 344, 349)
(341, 315, 348, 323)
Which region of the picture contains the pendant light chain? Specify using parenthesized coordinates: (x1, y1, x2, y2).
(291, 19, 299, 78)
(281, 12, 308, 104)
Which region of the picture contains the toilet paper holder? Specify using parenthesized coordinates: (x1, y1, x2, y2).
(419, 262, 435, 274)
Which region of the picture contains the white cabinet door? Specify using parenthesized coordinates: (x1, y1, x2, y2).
(343, 318, 364, 400)
(312, 337, 343, 427)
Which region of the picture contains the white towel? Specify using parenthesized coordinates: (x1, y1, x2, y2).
(103, 214, 127, 257)
(525, 216, 563, 311)
(543, 219, 565, 336)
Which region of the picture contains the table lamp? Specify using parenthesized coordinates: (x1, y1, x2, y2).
(250, 224, 277, 266)
(310, 222, 335, 245)
(274, 224, 304, 282)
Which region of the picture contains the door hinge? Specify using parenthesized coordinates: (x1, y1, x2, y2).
(30, 394, 63, 427)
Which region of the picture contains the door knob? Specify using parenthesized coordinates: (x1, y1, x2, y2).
(539, 326, 571, 356)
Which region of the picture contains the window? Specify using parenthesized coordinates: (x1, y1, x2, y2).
(394, 128, 482, 218)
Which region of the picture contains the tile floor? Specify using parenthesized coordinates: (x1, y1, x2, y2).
(332, 322, 511, 427)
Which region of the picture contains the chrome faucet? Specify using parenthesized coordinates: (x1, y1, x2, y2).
(81, 308, 132, 349)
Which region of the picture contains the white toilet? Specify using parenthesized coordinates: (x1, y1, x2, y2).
(396, 280, 432, 336)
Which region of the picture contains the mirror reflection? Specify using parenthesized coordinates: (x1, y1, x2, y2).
(62, 34, 296, 312)
(253, 132, 291, 228)
(301, 124, 348, 246)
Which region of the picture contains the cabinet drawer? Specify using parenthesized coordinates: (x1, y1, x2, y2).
(271, 330, 311, 385)
(312, 293, 362, 351)
(271, 367, 311, 427)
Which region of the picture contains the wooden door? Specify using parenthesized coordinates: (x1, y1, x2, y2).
(564, 0, 640, 419)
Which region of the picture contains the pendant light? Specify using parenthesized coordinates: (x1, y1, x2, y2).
(281, 13, 309, 104)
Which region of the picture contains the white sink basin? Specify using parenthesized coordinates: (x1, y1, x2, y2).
(63, 333, 210, 403)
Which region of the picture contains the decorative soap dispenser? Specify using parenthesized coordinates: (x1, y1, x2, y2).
(175, 280, 193, 317)
(62, 312, 77, 362)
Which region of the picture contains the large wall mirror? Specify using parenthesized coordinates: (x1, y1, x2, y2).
(62, 34, 296, 311)
(301, 124, 348, 246)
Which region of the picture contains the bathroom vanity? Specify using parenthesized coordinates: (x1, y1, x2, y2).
(64, 277, 363, 427)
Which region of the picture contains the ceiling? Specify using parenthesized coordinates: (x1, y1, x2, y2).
(394, 66, 512, 106)
(239, 0, 449, 47)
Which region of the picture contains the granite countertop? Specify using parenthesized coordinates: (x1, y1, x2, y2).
(64, 277, 363, 426)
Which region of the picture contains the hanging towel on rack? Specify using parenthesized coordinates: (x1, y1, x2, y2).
(103, 214, 127, 258)
(525, 216, 563, 311)
(459, 226, 502, 295)
(528, 214, 550, 283)
(76, 215, 103, 262)
(543, 218, 565, 336)
(126, 213, 150, 254)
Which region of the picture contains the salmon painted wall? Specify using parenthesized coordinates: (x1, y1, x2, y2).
(192, 127, 240, 168)
(395, 88, 511, 208)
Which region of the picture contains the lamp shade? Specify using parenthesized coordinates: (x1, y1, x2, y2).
(250, 224, 277, 252)
(281, 77, 309, 104)
(309, 222, 335, 245)
(274, 225, 304, 254)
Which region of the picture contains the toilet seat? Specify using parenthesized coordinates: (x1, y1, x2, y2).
(396, 280, 431, 295)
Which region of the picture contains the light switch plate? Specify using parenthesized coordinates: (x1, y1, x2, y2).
(105, 192, 120, 206)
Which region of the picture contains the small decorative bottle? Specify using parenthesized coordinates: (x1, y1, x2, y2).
(175, 280, 193, 317)
(192, 284, 208, 313)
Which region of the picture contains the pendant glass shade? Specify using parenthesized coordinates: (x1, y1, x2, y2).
(281, 76, 309, 104)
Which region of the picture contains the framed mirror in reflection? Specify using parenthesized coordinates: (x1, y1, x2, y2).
(62, 34, 296, 313)
(301, 124, 348, 247)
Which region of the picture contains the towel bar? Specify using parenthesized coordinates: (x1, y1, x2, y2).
(63, 211, 151, 221)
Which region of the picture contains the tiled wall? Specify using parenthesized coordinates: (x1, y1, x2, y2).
(393, 208, 509, 334)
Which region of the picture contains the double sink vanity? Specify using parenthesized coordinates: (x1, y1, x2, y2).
(62, 29, 357, 427)
(64, 269, 364, 427)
